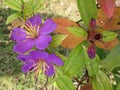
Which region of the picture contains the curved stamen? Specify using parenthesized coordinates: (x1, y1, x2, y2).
(24, 20, 39, 39)
(32, 60, 50, 78)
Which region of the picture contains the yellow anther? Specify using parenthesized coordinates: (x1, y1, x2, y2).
(24, 21, 40, 39)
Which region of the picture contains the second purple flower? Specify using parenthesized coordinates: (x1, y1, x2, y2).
(17, 50, 64, 77)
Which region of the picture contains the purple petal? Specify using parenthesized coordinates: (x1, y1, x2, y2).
(45, 65, 55, 77)
(22, 62, 33, 73)
(46, 54, 64, 66)
(29, 51, 48, 60)
(40, 19, 57, 35)
(17, 54, 33, 62)
(13, 39, 35, 53)
(26, 14, 42, 27)
(35, 35, 52, 50)
(11, 28, 26, 42)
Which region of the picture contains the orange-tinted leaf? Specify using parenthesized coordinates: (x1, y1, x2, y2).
(95, 39, 119, 50)
(81, 83, 93, 90)
(97, 7, 120, 30)
(95, 27, 106, 33)
(61, 34, 87, 48)
(52, 18, 86, 48)
(97, 0, 115, 19)
(52, 18, 79, 34)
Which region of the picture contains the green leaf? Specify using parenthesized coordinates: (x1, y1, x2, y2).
(100, 43, 120, 72)
(114, 75, 120, 85)
(77, 0, 97, 27)
(116, 83, 120, 90)
(102, 31, 118, 42)
(112, 67, 120, 89)
(55, 52, 67, 62)
(30, 0, 43, 13)
(6, 12, 21, 24)
(83, 46, 99, 76)
(56, 70, 76, 90)
(49, 34, 67, 48)
(55, 52, 67, 71)
(67, 26, 87, 37)
(91, 71, 113, 90)
(63, 42, 86, 77)
(96, 47, 108, 60)
(24, 0, 43, 15)
(112, 67, 120, 75)
(23, 2, 33, 19)
(3, 0, 22, 11)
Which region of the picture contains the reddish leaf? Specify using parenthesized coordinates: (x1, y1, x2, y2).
(81, 83, 93, 90)
(95, 28, 106, 32)
(52, 18, 79, 34)
(97, 0, 115, 19)
(52, 18, 87, 48)
(97, 7, 120, 30)
(95, 39, 119, 50)
(62, 34, 87, 48)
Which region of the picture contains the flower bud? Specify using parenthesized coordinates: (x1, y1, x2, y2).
(89, 18, 96, 30)
(87, 45, 96, 59)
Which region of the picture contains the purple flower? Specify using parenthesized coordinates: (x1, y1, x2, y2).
(17, 51, 64, 77)
(11, 14, 57, 53)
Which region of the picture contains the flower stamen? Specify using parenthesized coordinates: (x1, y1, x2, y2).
(24, 21, 39, 39)
(32, 60, 50, 78)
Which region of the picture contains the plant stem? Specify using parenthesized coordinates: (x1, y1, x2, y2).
(74, 69, 89, 90)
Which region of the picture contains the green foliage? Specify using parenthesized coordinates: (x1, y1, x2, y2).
(3, 0, 22, 11)
(63, 42, 86, 77)
(50, 34, 67, 48)
(114, 75, 120, 85)
(67, 26, 87, 37)
(6, 12, 22, 24)
(116, 83, 120, 90)
(102, 31, 118, 42)
(100, 43, 120, 72)
(55, 52, 67, 71)
(55, 52, 67, 62)
(22, 0, 43, 19)
(4, 0, 43, 24)
(77, 0, 97, 27)
(91, 71, 113, 90)
(56, 70, 76, 90)
(112, 67, 120, 89)
(22, 1, 33, 19)
(28, 0, 43, 13)
(96, 47, 108, 60)
(83, 46, 100, 76)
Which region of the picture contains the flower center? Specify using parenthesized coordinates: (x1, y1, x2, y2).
(88, 31, 102, 41)
(24, 21, 40, 39)
(32, 60, 49, 78)
(94, 33, 101, 40)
